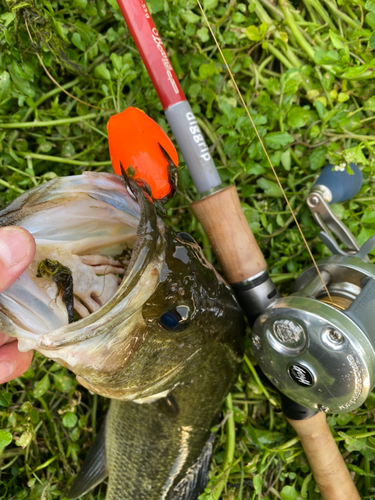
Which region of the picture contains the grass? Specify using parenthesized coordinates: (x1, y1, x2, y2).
(0, 0, 375, 499)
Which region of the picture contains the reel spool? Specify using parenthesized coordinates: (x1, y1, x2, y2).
(252, 163, 375, 414)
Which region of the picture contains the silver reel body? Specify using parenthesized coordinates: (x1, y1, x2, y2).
(253, 251, 375, 413)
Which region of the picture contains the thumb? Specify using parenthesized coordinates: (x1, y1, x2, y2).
(0, 227, 36, 293)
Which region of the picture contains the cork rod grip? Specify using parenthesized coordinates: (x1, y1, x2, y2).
(288, 413, 360, 500)
(191, 185, 266, 283)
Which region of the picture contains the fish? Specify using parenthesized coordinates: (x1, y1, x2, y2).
(0, 171, 245, 499)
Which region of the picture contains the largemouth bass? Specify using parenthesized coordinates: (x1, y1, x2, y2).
(0, 172, 245, 499)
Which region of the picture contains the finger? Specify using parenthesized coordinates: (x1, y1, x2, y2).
(0, 341, 33, 383)
(0, 332, 16, 347)
(0, 227, 36, 293)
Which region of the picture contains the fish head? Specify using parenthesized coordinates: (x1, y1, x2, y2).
(0, 172, 243, 401)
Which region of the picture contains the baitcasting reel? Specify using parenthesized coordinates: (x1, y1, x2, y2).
(252, 163, 375, 414)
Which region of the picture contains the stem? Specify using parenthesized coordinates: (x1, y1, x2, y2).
(279, 0, 315, 61)
(17, 151, 112, 167)
(303, 0, 337, 31)
(210, 393, 236, 500)
(254, 0, 273, 24)
(0, 179, 24, 193)
(222, 393, 235, 472)
(267, 44, 293, 69)
(244, 354, 278, 406)
(322, 0, 360, 29)
(0, 113, 96, 129)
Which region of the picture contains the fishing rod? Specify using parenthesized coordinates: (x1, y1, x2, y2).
(115, 1, 362, 499)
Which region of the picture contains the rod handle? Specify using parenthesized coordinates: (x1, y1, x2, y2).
(288, 413, 360, 500)
(191, 186, 267, 283)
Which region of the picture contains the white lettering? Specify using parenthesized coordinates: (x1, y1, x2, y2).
(151, 29, 179, 94)
(189, 126, 200, 134)
(201, 153, 211, 161)
(140, 0, 150, 18)
(193, 134, 204, 144)
(186, 112, 195, 121)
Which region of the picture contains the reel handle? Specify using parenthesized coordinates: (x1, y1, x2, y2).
(313, 162, 362, 204)
(309, 163, 362, 252)
(288, 413, 360, 500)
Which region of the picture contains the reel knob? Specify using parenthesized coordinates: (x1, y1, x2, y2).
(313, 162, 362, 204)
(252, 253, 375, 413)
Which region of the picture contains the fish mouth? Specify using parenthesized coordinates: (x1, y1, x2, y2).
(0, 173, 167, 398)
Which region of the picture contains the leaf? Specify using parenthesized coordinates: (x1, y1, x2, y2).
(343, 146, 369, 166)
(280, 485, 300, 500)
(337, 92, 350, 103)
(309, 146, 327, 170)
(314, 48, 340, 64)
(181, 10, 200, 23)
(342, 64, 370, 78)
(62, 412, 78, 428)
(0, 12, 14, 27)
(253, 475, 263, 494)
(0, 391, 11, 407)
(7, 67, 34, 98)
(365, 0, 375, 13)
(74, 0, 87, 9)
(314, 99, 325, 119)
(71, 32, 86, 51)
(197, 27, 209, 43)
(33, 374, 50, 398)
(362, 211, 375, 223)
(203, 0, 218, 9)
(148, 0, 165, 13)
(30, 409, 40, 425)
(246, 23, 267, 42)
(16, 431, 33, 448)
(347, 464, 372, 476)
(0, 71, 10, 102)
(188, 83, 201, 98)
(94, 63, 111, 80)
(62, 141, 75, 157)
(366, 12, 375, 29)
(217, 48, 235, 65)
(358, 228, 375, 251)
(264, 132, 294, 149)
(53, 372, 74, 392)
(329, 30, 345, 49)
(337, 412, 355, 425)
(287, 106, 310, 128)
(281, 149, 291, 170)
(0, 430, 12, 450)
(199, 62, 216, 79)
(257, 178, 283, 197)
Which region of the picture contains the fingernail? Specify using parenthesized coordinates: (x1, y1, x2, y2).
(0, 361, 14, 381)
(0, 227, 32, 268)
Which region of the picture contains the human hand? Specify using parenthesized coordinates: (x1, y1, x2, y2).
(0, 227, 36, 383)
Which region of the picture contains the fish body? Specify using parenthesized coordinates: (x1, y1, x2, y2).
(0, 172, 245, 499)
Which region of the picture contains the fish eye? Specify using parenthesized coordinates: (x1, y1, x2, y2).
(159, 306, 190, 332)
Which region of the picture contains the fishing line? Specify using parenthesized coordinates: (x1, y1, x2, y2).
(196, 0, 332, 303)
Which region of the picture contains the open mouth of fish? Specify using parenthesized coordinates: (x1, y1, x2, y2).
(0, 172, 181, 400)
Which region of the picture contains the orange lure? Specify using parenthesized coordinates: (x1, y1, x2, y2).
(107, 107, 178, 202)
